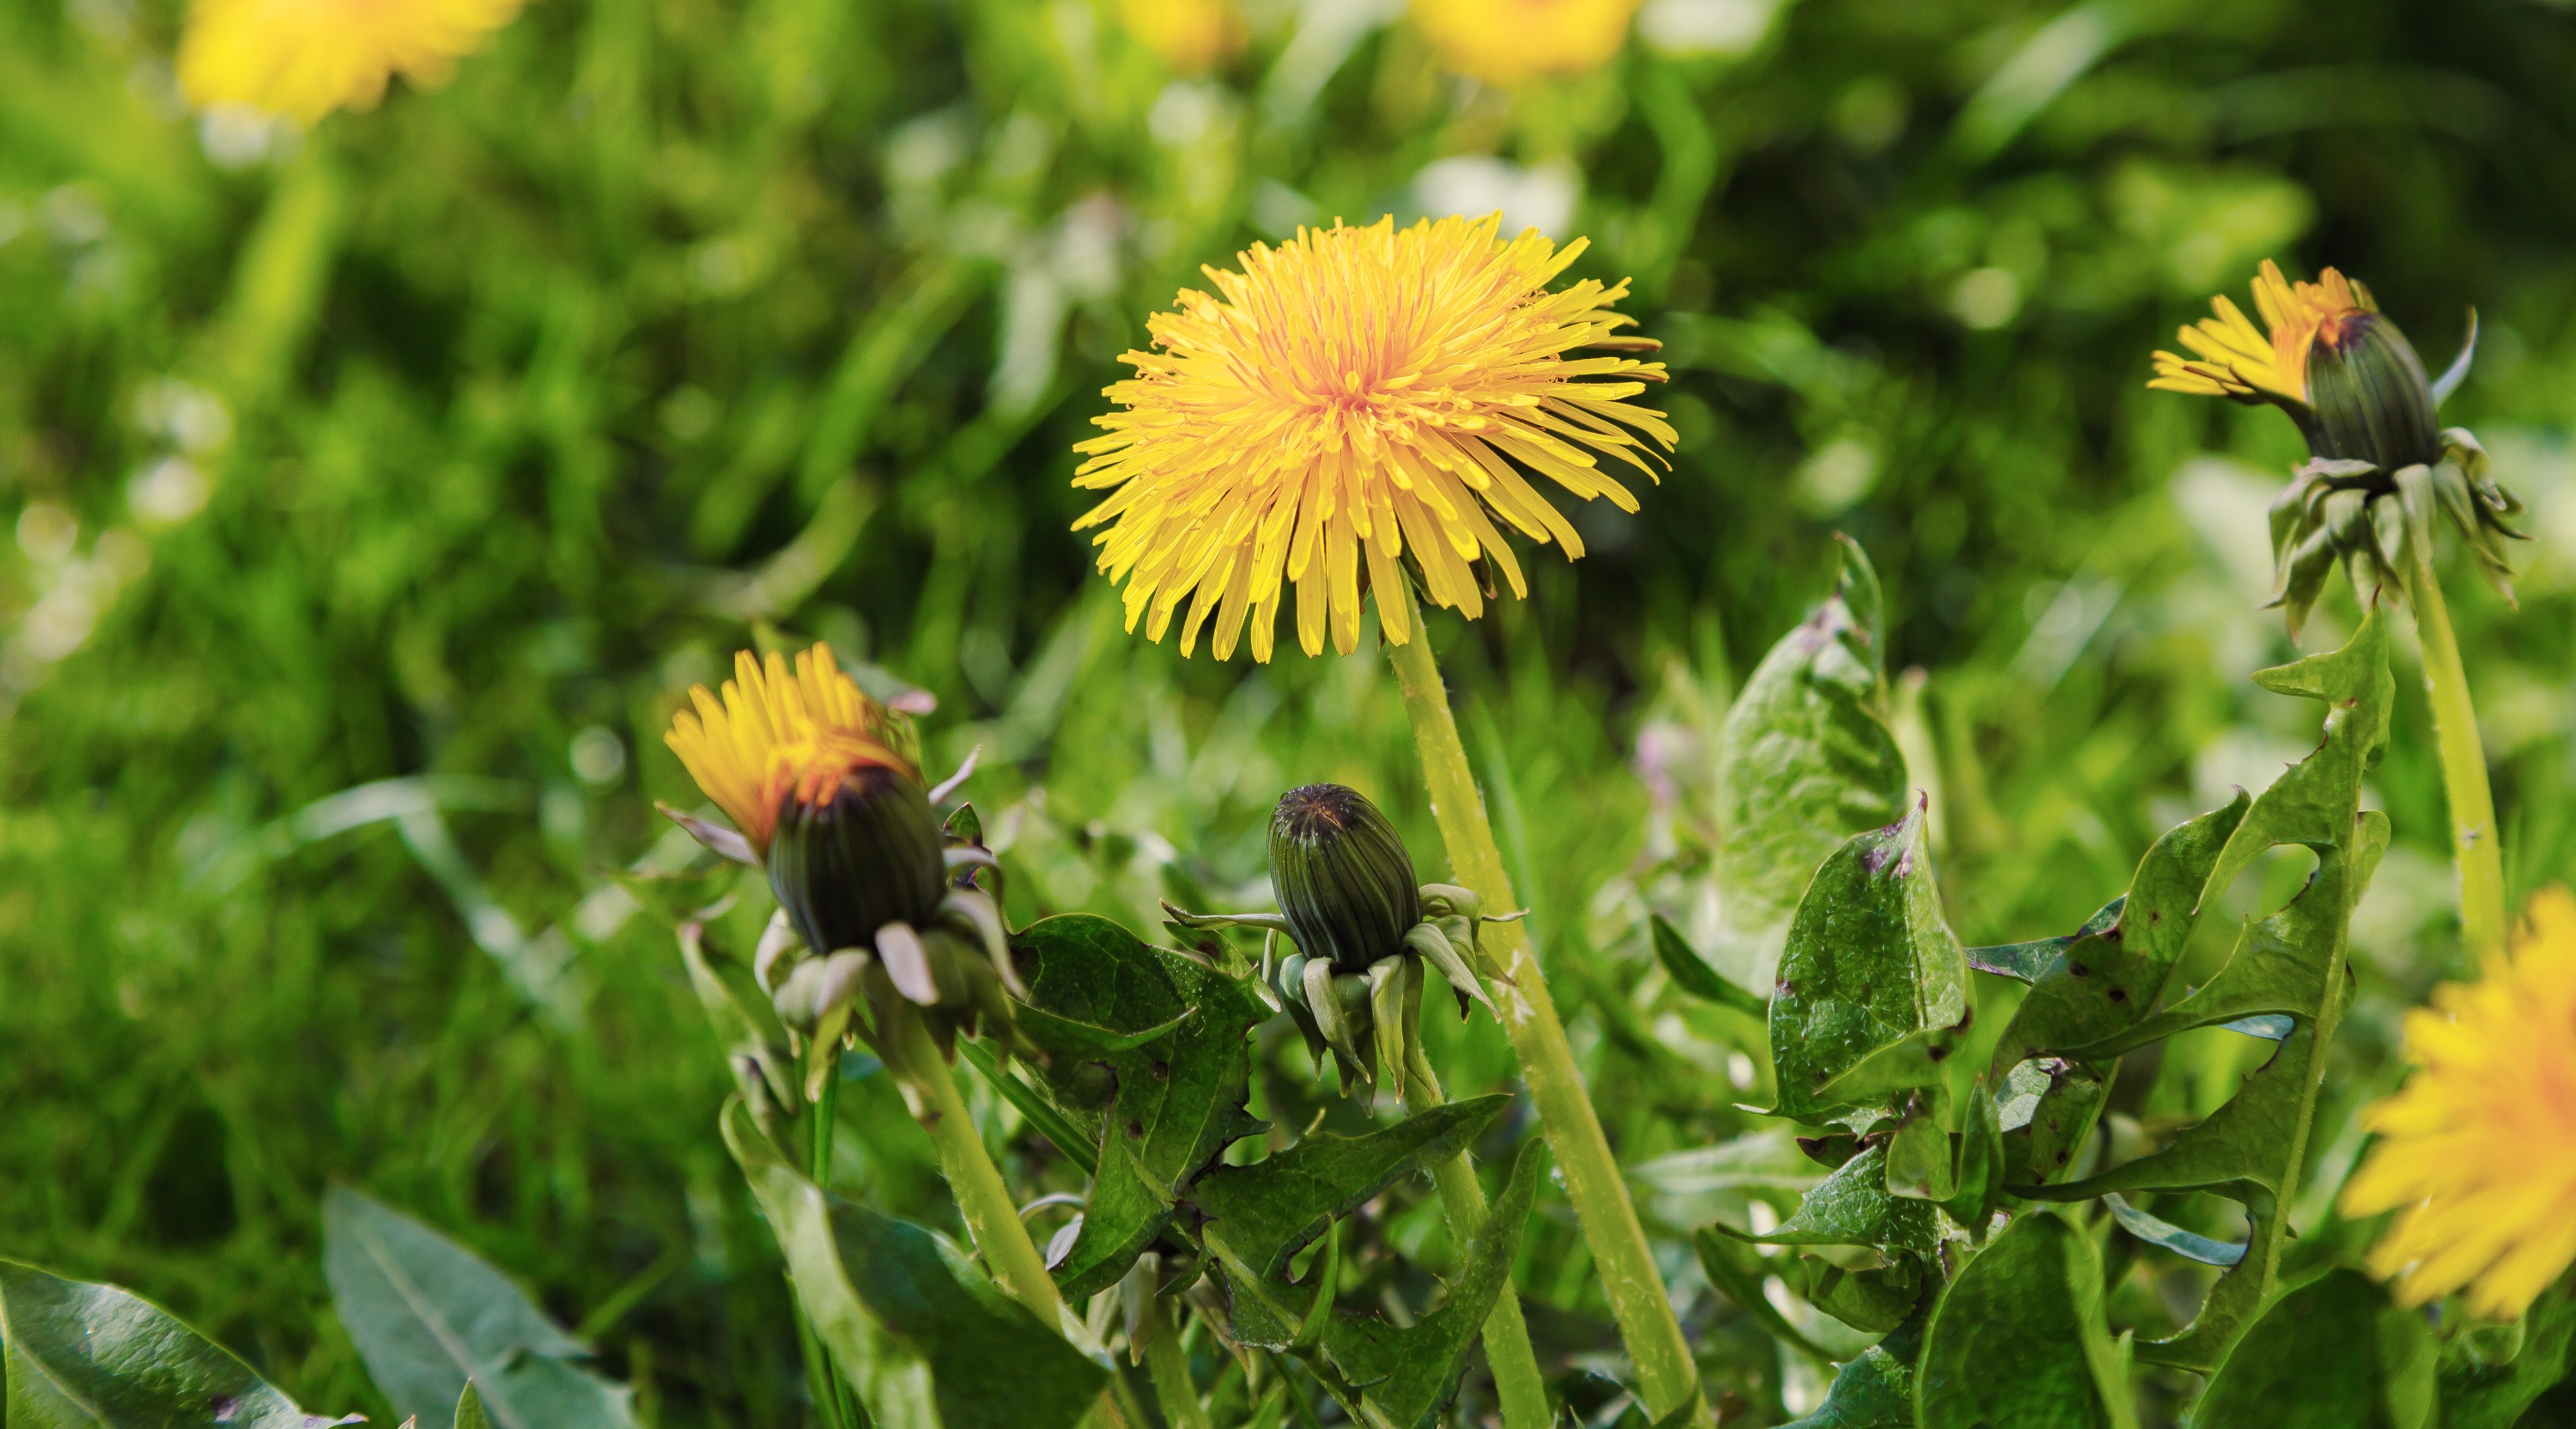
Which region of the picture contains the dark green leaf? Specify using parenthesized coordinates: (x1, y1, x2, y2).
(1767, 801, 1969, 1120)
(1184, 1095, 1510, 1280)
(0, 1258, 364, 1428)
(1712, 534, 1910, 992)
(1777, 1314, 1928, 1429)
(1649, 913, 1767, 1017)
(1916, 1212, 2133, 1429)
(1706, 1145, 1940, 1255)
(720, 1098, 1108, 1429)
(1012, 914, 1271, 1298)
(2191, 1269, 2433, 1429)
(1312, 1140, 1546, 1429)
(323, 1186, 635, 1429)
(1796, 1255, 1925, 1335)
(2438, 1282, 2576, 1429)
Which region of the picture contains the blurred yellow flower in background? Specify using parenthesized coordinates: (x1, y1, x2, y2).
(1073, 213, 1670, 663)
(1411, 0, 1638, 88)
(2341, 887, 2576, 1319)
(179, 0, 527, 124)
(664, 644, 911, 857)
(1120, 0, 1245, 74)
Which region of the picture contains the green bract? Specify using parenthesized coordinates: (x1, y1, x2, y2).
(1267, 783, 1422, 972)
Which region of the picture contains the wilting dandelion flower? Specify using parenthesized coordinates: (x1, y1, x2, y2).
(2148, 260, 2518, 634)
(1120, 0, 1245, 73)
(1411, 0, 1637, 88)
(1073, 213, 1670, 662)
(178, 0, 527, 124)
(2341, 887, 2576, 1319)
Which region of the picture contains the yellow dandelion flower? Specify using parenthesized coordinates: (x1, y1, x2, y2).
(1411, 0, 1638, 88)
(178, 0, 527, 125)
(2341, 887, 2576, 1319)
(1072, 213, 1672, 663)
(2148, 258, 2376, 408)
(663, 644, 913, 857)
(1121, 0, 1245, 74)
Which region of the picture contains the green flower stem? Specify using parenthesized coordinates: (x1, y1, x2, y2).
(1401, 1042, 1552, 1429)
(808, 1047, 863, 1429)
(1384, 582, 1704, 1427)
(2399, 493, 2508, 954)
(890, 1006, 1066, 1327)
(1143, 1297, 1212, 1429)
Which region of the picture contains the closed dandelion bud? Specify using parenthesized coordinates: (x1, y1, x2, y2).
(2306, 310, 2440, 476)
(768, 764, 947, 957)
(1268, 784, 1421, 972)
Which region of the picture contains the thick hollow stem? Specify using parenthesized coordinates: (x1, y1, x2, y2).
(891, 1006, 1066, 1326)
(2402, 525, 2508, 954)
(1383, 585, 1705, 1426)
(1143, 1298, 1212, 1429)
(1401, 1043, 1552, 1429)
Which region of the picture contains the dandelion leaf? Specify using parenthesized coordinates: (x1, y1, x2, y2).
(1713, 534, 1911, 992)
(2191, 1269, 2434, 1429)
(1915, 1212, 2132, 1429)
(1182, 1094, 1510, 1280)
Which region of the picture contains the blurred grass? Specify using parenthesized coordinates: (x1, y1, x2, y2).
(4, 0, 2576, 1422)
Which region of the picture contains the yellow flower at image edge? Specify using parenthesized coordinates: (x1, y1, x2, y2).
(1073, 214, 1672, 664)
(1412, 0, 1638, 88)
(179, 0, 528, 124)
(663, 644, 914, 857)
(2342, 888, 2576, 1319)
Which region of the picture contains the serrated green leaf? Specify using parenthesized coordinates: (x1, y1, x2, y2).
(1649, 913, 1767, 1017)
(322, 1187, 635, 1429)
(2190, 1269, 2433, 1429)
(0, 1259, 365, 1428)
(1768, 801, 1969, 1120)
(1707, 1144, 1940, 1255)
(720, 1098, 1107, 1429)
(1310, 1140, 1546, 1429)
(1797, 1255, 1925, 1336)
(2003, 614, 2393, 1372)
(1712, 535, 1911, 992)
(1012, 914, 1271, 1298)
(1183, 1095, 1510, 1280)
(1916, 1213, 2135, 1429)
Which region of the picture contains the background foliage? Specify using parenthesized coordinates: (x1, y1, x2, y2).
(4, 0, 2575, 1422)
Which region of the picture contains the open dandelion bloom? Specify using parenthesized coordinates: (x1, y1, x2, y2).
(1073, 214, 1671, 663)
(1121, 0, 1245, 73)
(178, 0, 526, 124)
(1411, 0, 1637, 88)
(664, 644, 914, 858)
(2341, 888, 2576, 1319)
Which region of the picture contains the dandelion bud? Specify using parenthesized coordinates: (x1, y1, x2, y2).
(767, 764, 947, 958)
(1268, 784, 1422, 972)
(2306, 310, 2441, 477)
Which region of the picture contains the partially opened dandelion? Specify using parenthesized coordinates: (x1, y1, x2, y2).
(1075, 214, 1706, 1427)
(2150, 259, 2519, 953)
(179, 0, 529, 123)
(1073, 213, 1673, 663)
(2342, 887, 2576, 1319)
(662, 644, 1063, 1326)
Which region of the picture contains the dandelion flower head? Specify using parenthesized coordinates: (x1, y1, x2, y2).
(1121, 0, 1245, 74)
(1073, 213, 1672, 663)
(179, 0, 528, 124)
(2149, 259, 2376, 409)
(1410, 0, 1638, 88)
(664, 644, 913, 856)
(2341, 887, 2576, 1319)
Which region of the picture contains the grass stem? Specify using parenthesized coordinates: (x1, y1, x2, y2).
(1400, 1042, 1552, 1429)
(892, 1006, 1066, 1327)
